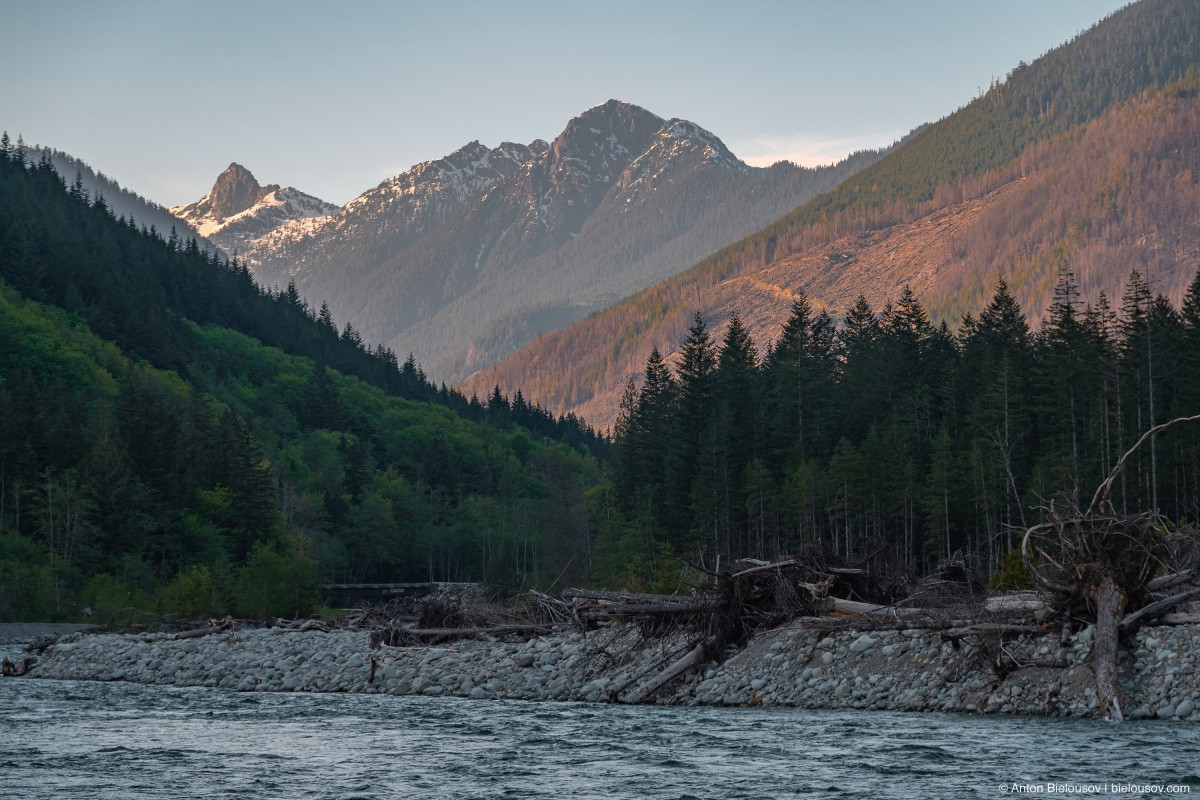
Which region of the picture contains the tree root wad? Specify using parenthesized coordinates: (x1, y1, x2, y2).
(1021, 415, 1200, 722)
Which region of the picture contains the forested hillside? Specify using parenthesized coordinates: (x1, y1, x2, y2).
(602, 274, 1200, 582)
(464, 0, 1200, 428)
(28, 144, 213, 251)
(0, 147, 600, 622)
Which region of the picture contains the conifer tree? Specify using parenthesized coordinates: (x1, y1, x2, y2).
(1118, 272, 1152, 508)
(713, 313, 759, 553)
(318, 302, 336, 331)
(1181, 269, 1200, 403)
(838, 295, 884, 441)
(625, 347, 677, 531)
(1035, 268, 1091, 500)
(960, 281, 1035, 541)
(665, 312, 717, 556)
(764, 294, 835, 466)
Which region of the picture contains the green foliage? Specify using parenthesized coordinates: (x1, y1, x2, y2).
(80, 573, 155, 625)
(0, 147, 605, 618)
(0, 531, 80, 621)
(233, 544, 318, 620)
(647, 558, 697, 596)
(610, 273, 1200, 577)
(160, 565, 229, 619)
(989, 549, 1035, 592)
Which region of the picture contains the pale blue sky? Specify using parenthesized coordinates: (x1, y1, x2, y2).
(2, 1, 1129, 206)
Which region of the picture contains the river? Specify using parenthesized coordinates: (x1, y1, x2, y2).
(3, 658, 1198, 800)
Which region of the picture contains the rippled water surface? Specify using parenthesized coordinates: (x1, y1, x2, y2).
(3, 658, 1199, 799)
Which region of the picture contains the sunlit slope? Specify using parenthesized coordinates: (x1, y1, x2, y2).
(464, 9, 1200, 430)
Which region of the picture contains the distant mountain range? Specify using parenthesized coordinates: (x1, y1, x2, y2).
(463, 0, 1200, 430)
(170, 101, 894, 381)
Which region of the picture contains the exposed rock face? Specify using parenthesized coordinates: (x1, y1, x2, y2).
(207, 163, 270, 219)
(170, 164, 337, 257)
(509, 100, 664, 249)
(245, 139, 546, 291)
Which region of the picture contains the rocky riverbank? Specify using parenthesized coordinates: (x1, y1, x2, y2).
(16, 620, 1200, 720)
(0, 622, 94, 645)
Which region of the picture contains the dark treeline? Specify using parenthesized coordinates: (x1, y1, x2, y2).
(604, 271, 1200, 583)
(0, 138, 601, 622)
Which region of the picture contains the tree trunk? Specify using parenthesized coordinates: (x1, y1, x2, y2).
(1091, 576, 1126, 722)
(171, 617, 233, 640)
(1119, 586, 1200, 634)
(618, 639, 711, 704)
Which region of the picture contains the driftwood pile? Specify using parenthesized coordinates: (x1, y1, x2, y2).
(519, 549, 1012, 705)
(2, 655, 37, 676)
(1020, 511, 1200, 723)
(3, 631, 78, 676)
(370, 593, 549, 647)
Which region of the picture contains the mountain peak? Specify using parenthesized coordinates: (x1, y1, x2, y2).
(170, 163, 336, 256)
(572, 99, 662, 133)
(587, 98, 649, 115)
(210, 162, 269, 219)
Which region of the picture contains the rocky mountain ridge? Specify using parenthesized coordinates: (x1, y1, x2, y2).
(243, 100, 889, 381)
(245, 139, 548, 289)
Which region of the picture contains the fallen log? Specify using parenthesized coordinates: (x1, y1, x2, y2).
(1155, 612, 1200, 625)
(22, 636, 58, 654)
(984, 593, 1048, 614)
(729, 558, 799, 579)
(398, 624, 550, 638)
(942, 623, 1044, 640)
(580, 600, 717, 617)
(173, 616, 234, 640)
(271, 619, 331, 633)
(1119, 586, 1200, 635)
(767, 616, 1045, 634)
(562, 588, 698, 605)
(830, 598, 931, 620)
(1146, 570, 1195, 593)
(618, 638, 714, 704)
(766, 616, 964, 633)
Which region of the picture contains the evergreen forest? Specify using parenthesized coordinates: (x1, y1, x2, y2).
(605, 275, 1200, 586)
(0, 143, 600, 622)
